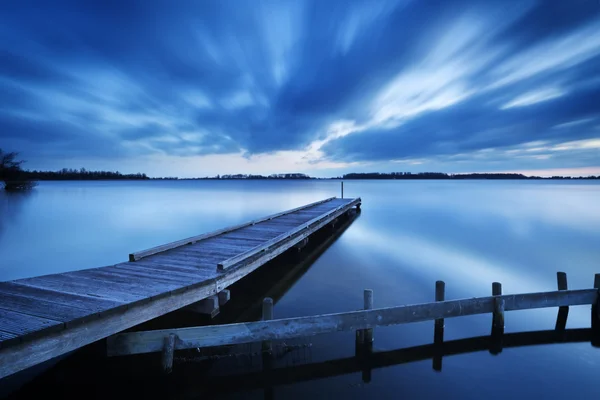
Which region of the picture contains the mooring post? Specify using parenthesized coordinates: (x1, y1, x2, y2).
(433, 280, 445, 372)
(341, 181, 344, 199)
(362, 289, 374, 383)
(262, 298, 274, 354)
(490, 282, 504, 355)
(592, 274, 600, 348)
(262, 299, 275, 400)
(556, 272, 569, 331)
(161, 333, 176, 374)
(364, 289, 374, 343)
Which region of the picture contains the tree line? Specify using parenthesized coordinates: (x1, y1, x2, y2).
(22, 168, 149, 180)
(340, 172, 600, 180)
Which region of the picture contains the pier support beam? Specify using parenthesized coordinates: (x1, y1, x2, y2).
(185, 295, 220, 318)
(294, 238, 309, 252)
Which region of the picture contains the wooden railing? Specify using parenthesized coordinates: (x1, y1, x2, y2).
(217, 198, 361, 270)
(106, 272, 600, 374)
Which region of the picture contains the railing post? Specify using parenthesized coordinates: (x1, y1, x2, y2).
(262, 298, 274, 354)
(490, 282, 504, 354)
(556, 272, 569, 331)
(341, 181, 344, 199)
(433, 280, 445, 372)
(592, 274, 600, 348)
(362, 289, 374, 383)
(161, 333, 176, 374)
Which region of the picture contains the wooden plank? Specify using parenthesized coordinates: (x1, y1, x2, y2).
(0, 279, 218, 379)
(218, 290, 230, 306)
(134, 257, 218, 272)
(175, 247, 242, 261)
(127, 260, 218, 280)
(210, 235, 267, 245)
(185, 296, 219, 318)
(0, 309, 63, 340)
(0, 331, 18, 347)
(107, 288, 598, 355)
(112, 263, 206, 281)
(129, 197, 337, 261)
(214, 200, 360, 291)
(68, 269, 195, 287)
(218, 198, 361, 270)
(0, 293, 92, 324)
(0, 282, 123, 312)
(191, 241, 257, 254)
(15, 276, 147, 303)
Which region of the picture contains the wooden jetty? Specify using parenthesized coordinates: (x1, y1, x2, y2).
(0, 196, 361, 380)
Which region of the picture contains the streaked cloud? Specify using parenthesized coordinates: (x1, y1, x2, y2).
(0, 0, 598, 176)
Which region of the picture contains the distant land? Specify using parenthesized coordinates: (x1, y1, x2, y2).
(18, 168, 600, 181)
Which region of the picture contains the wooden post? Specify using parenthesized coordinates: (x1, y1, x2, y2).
(592, 274, 600, 348)
(556, 272, 569, 331)
(364, 289, 374, 343)
(161, 333, 176, 374)
(490, 282, 504, 355)
(433, 281, 445, 372)
(361, 289, 373, 383)
(341, 181, 344, 199)
(262, 298, 274, 353)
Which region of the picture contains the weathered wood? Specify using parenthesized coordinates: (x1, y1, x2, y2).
(492, 282, 504, 330)
(434, 281, 445, 332)
(0, 282, 122, 313)
(262, 298, 274, 353)
(129, 197, 336, 261)
(433, 280, 445, 371)
(185, 328, 595, 393)
(294, 238, 309, 252)
(593, 274, 600, 348)
(218, 290, 231, 306)
(0, 309, 62, 342)
(0, 197, 361, 379)
(0, 293, 91, 324)
(218, 198, 361, 270)
(213, 201, 359, 291)
(364, 289, 374, 343)
(107, 288, 598, 356)
(161, 333, 176, 374)
(185, 296, 220, 318)
(1, 279, 216, 379)
(14, 276, 146, 303)
(556, 272, 569, 331)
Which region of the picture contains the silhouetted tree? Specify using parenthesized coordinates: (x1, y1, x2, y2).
(0, 149, 36, 191)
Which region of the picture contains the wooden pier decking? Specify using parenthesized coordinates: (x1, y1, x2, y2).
(0, 196, 361, 379)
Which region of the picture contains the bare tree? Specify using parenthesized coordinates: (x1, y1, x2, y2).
(0, 149, 35, 191)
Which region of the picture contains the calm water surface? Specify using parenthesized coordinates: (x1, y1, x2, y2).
(1, 180, 599, 399)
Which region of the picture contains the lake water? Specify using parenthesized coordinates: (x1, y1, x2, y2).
(1, 180, 600, 398)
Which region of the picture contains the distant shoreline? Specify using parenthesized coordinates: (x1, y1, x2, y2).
(17, 169, 600, 181)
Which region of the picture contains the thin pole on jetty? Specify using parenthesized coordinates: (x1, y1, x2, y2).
(341, 181, 344, 199)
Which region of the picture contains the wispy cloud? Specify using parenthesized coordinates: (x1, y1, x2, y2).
(0, 0, 598, 175)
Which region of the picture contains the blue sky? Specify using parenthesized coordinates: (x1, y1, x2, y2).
(1, 0, 599, 177)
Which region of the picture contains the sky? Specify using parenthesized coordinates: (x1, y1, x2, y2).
(1, 0, 599, 178)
